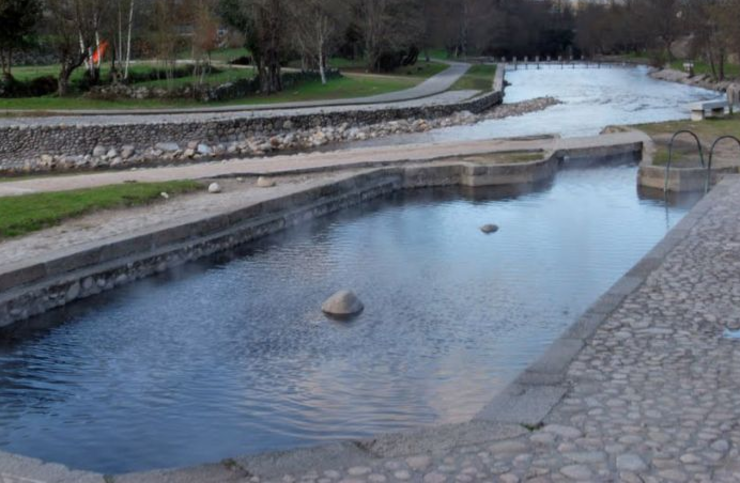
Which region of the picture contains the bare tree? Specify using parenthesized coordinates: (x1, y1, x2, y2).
(46, 0, 104, 95)
(290, 0, 348, 84)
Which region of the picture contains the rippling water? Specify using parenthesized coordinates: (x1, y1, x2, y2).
(346, 65, 721, 148)
(0, 165, 697, 474)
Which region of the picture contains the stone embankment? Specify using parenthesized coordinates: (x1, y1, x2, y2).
(9, 97, 558, 174)
(650, 67, 740, 93)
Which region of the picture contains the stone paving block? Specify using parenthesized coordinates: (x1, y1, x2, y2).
(358, 420, 527, 458)
(474, 384, 567, 425)
(0, 451, 104, 483)
(527, 338, 584, 375)
(234, 443, 372, 479)
(562, 309, 610, 341)
(116, 463, 248, 483)
(605, 275, 644, 298)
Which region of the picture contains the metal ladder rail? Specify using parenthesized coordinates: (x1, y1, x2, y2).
(665, 130, 706, 194)
(706, 136, 740, 193)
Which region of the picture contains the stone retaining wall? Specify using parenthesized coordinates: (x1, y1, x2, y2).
(0, 69, 505, 173)
(0, 139, 641, 332)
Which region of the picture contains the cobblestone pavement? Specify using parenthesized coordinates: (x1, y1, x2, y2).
(213, 178, 740, 482)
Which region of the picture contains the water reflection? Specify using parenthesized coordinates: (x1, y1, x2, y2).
(0, 164, 697, 474)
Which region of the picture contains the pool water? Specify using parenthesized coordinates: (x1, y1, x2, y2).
(0, 164, 697, 474)
(348, 65, 721, 148)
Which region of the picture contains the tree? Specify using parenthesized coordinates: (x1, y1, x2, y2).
(290, 0, 348, 84)
(358, 0, 424, 72)
(220, 0, 289, 94)
(46, 0, 104, 95)
(0, 0, 42, 81)
(191, 0, 219, 85)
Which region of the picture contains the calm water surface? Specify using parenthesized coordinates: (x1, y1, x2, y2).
(0, 165, 697, 474)
(347, 65, 721, 148)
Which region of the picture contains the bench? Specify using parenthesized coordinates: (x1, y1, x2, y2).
(690, 100, 729, 121)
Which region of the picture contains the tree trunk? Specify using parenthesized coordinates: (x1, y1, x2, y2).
(58, 66, 72, 96)
(124, 0, 134, 80)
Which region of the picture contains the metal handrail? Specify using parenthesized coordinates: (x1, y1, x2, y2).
(706, 135, 740, 193)
(665, 130, 705, 193)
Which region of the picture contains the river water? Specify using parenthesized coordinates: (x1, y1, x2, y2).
(347, 65, 721, 148)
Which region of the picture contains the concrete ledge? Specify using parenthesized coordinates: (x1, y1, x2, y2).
(638, 163, 734, 193)
(475, 384, 568, 426)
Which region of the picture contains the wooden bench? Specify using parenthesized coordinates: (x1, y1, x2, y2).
(690, 100, 729, 121)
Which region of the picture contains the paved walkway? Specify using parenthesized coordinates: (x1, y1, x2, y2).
(0, 62, 471, 120)
(0, 132, 647, 196)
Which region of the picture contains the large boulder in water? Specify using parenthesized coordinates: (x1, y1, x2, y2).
(480, 224, 499, 234)
(322, 290, 364, 318)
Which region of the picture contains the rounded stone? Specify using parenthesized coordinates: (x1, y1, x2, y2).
(480, 224, 499, 234)
(616, 454, 648, 472)
(322, 290, 364, 318)
(257, 176, 276, 188)
(208, 182, 223, 194)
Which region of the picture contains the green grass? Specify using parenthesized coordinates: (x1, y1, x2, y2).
(0, 73, 419, 111)
(450, 64, 497, 91)
(0, 180, 202, 238)
(635, 115, 740, 140)
(669, 60, 740, 79)
(633, 115, 740, 166)
(135, 67, 256, 89)
(230, 73, 418, 104)
(326, 58, 448, 79)
(9, 63, 165, 84)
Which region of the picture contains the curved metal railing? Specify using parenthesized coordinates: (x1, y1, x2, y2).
(706, 135, 740, 193)
(664, 130, 705, 194)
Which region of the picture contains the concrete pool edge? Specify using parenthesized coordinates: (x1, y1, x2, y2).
(0, 139, 685, 482)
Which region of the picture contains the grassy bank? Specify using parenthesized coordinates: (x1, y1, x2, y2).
(0, 73, 419, 112)
(668, 60, 740, 79)
(631, 115, 740, 166)
(450, 64, 497, 91)
(0, 180, 202, 239)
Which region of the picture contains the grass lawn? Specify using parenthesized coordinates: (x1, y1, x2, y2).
(0, 73, 419, 111)
(0, 180, 202, 239)
(669, 60, 740, 79)
(450, 64, 497, 91)
(135, 66, 256, 89)
(327, 58, 448, 79)
(631, 115, 740, 166)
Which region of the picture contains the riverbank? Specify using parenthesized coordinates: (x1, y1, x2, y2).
(649, 66, 740, 93)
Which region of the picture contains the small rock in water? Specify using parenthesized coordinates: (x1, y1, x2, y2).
(208, 182, 223, 194)
(257, 176, 276, 188)
(480, 224, 499, 234)
(322, 290, 364, 318)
